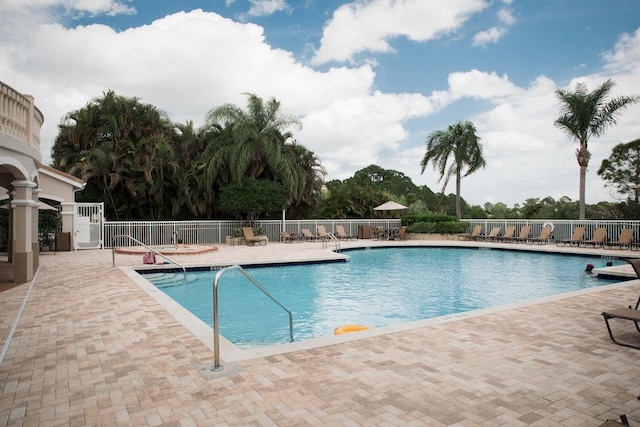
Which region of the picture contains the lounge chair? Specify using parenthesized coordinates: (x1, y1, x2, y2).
(459, 225, 482, 241)
(279, 231, 299, 243)
(242, 227, 267, 246)
(300, 228, 317, 241)
(556, 226, 585, 247)
(316, 225, 330, 241)
(580, 227, 607, 248)
(503, 225, 530, 243)
(483, 227, 501, 241)
(335, 225, 357, 240)
(527, 226, 552, 245)
(396, 226, 408, 241)
(496, 225, 515, 242)
(606, 228, 635, 250)
(601, 259, 640, 350)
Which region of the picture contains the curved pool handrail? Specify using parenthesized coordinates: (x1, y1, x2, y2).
(211, 264, 294, 372)
(111, 234, 187, 282)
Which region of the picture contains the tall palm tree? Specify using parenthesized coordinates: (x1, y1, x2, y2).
(420, 120, 486, 218)
(555, 79, 639, 219)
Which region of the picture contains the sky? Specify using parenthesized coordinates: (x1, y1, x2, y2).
(1, 0, 640, 208)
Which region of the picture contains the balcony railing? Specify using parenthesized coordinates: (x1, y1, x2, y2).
(0, 81, 43, 153)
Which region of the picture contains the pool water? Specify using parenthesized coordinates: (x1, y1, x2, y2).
(144, 247, 625, 346)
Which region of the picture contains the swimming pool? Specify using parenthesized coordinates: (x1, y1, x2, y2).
(143, 247, 625, 346)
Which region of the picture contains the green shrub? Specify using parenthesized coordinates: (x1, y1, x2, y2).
(407, 221, 467, 234)
(401, 213, 459, 226)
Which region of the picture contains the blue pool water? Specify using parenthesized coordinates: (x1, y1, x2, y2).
(143, 247, 625, 346)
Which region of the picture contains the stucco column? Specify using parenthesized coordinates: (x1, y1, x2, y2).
(12, 180, 37, 282)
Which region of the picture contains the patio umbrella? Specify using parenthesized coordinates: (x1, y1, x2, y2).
(373, 201, 408, 219)
(0, 202, 58, 210)
(374, 201, 408, 211)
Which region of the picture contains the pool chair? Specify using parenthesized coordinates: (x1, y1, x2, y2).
(527, 226, 552, 244)
(483, 227, 501, 241)
(335, 225, 357, 240)
(496, 225, 515, 242)
(605, 228, 635, 250)
(459, 225, 482, 241)
(396, 226, 408, 240)
(300, 228, 317, 241)
(556, 226, 585, 247)
(316, 225, 330, 241)
(601, 259, 640, 350)
(503, 225, 531, 243)
(279, 231, 299, 243)
(580, 227, 608, 248)
(242, 227, 267, 246)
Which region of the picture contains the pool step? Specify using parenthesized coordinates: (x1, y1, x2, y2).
(145, 272, 197, 288)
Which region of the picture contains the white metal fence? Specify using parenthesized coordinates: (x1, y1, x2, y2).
(105, 219, 402, 248)
(463, 219, 640, 244)
(104, 218, 640, 248)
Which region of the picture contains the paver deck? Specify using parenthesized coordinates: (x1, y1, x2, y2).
(2, 239, 640, 426)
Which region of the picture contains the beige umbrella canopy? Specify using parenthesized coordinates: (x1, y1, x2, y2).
(0, 201, 58, 210)
(374, 201, 408, 211)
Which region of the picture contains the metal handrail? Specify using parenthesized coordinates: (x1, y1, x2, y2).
(211, 264, 294, 372)
(322, 232, 340, 252)
(111, 234, 187, 282)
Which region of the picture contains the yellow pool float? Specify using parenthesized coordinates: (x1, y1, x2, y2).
(334, 324, 370, 335)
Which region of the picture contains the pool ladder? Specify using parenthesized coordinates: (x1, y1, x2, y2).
(111, 234, 187, 282)
(211, 264, 294, 372)
(322, 232, 340, 252)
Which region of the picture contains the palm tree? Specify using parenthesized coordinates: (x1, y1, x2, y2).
(203, 93, 304, 204)
(555, 79, 639, 219)
(420, 120, 486, 218)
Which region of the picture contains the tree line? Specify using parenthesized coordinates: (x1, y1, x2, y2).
(50, 83, 640, 222)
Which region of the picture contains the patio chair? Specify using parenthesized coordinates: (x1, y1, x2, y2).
(580, 227, 607, 248)
(459, 225, 482, 241)
(300, 228, 317, 242)
(606, 228, 635, 250)
(242, 227, 267, 246)
(279, 231, 298, 243)
(335, 225, 357, 240)
(483, 227, 501, 241)
(556, 226, 585, 247)
(503, 225, 530, 243)
(598, 415, 630, 426)
(396, 226, 408, 241)
(496, 225, 515, 242)
(316, 225, 330, 241)
(527, 226, 552, 245)
(601, 259, 640, 350)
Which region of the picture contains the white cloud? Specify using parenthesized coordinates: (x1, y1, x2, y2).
(472, 4, 515, 47)
(312, 0, 487, 64)
(497, 8, 515, 26)
(246, 0, 289, 17)
(2, 3, 639, 208)
(472, 27, 505, 46)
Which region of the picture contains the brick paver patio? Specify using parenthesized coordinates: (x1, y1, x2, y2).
(1, 240, 640, 426)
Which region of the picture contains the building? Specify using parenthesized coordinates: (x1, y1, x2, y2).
(0, 81, 85, 282)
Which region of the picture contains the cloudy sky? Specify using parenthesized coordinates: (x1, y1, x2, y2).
(1, 0, 640, 207)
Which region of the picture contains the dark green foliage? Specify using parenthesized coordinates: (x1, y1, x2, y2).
(401, 213, 459, 226)
(407, 221, 467, 234)
(218, 178, 287, 222)
(598, 138, 640, 203)
(38, 208, 62, 248)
